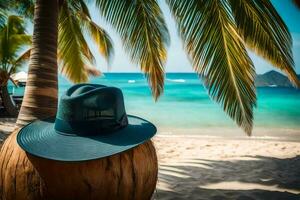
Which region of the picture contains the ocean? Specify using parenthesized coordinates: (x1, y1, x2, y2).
(9, 73, 300, 141)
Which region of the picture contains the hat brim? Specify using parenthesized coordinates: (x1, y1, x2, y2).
(17, 115, 156, 162)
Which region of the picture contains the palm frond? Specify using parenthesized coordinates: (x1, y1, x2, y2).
(69, 0, 92, 18)
(6, 16, 31, 56)
(166, 0, 256, 135)
(9, 0, 35, 20)
(229, 0, 300, 87)
(74, 1, 114, 64)
(0, 15, 31, 73)
(86, 20, 113, 63)
(9, 34, 31, 55)
(0, 0, 5, 9)
(95, 0, 170, 99)
(7, 15, 26, 34)
(10, 48, 31, 75)
(0, 9, 6, 28)
(58, 0, 96, 83)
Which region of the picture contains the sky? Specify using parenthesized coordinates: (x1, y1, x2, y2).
(25, 0, 300, 74)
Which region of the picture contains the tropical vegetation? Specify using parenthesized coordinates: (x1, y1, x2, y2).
(0, 0, 114, 117)
(10, 0, 113, 83)
(0, 15, 31, 117)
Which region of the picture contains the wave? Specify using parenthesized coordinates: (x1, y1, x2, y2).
(268, 84, 278, 87)
(250, 136, 282, 140)
(166, 78, 186, 83)
(128, 80, 136, 83)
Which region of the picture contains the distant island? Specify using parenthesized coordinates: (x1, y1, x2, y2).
(255, 70, 300, 87)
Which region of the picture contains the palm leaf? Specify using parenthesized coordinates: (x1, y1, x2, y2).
(86, 20, 113, 63)
(74, 0, 114, 64)
(6, 16, 31, 56)
(0, 9, 6, 28)
(229, 0, 300, 87)
(0, 15, 31, 73)
(9, 0, 35, 20)
(7, 15, 27, 34)
(95, 0, 170, 99)
(166, 0, 256, 135)
(0, 0, 5, 9)
(69, 0, 92, 18)
(9, 34, 31, 56)
(10, 48, 31, 75)
(58, 0, 97, 83)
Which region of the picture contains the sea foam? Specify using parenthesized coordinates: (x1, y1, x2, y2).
(166, 79, 186, 83)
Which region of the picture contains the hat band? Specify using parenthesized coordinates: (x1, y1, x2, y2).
(54, 115, 128, 136)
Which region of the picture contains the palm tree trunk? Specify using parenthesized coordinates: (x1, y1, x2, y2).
(0, 1, 59, 199)
(0, 85, 18, 117)
(16, 0, 59, 127)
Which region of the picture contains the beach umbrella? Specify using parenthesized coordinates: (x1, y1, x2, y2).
(11, 71, 28, 82)
(10, 71, 28, 84)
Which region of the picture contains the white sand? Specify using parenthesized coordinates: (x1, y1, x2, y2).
(154, 135, 300, 200)
(1, 120, 300, 199)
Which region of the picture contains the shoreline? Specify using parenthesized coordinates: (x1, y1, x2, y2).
(157, 126, 300, 142)
(156, 134, 300, 143)
(1, 118, 300, 142)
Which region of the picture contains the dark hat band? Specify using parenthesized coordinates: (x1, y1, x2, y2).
(54, 114, 128, 136)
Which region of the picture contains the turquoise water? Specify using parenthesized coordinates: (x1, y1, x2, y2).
(8, 73, 300, 140)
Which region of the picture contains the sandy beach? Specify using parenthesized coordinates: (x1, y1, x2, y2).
(1, 119, 300, 199)
(0, 118, 15, 143)
(154, 136, 300, 200)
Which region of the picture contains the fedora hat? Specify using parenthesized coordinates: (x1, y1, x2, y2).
(17, 84, 156, 161)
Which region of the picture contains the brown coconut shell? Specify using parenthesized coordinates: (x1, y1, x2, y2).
(0, 129, 158, 200)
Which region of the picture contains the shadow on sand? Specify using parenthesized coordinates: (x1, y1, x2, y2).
(155, 155, 300, 200)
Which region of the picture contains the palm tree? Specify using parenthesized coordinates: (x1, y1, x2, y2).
(1, 2, 113, 119)
(0, 15, 31, 117)
(11, 0, 300, 135)
(0, 0, 299, 199)
(0, 1, 157, 199)
(10, 0, 113, 82)
(9, 0, 114, 126)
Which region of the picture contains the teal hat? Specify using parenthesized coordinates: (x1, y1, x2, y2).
(17, 84, 156, 161)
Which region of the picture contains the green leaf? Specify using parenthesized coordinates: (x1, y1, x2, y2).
(229, 0, 300, 87)
(0, 15, 31, 74)
(0, 9, 6, 28)
(95, 0, 170, 99)
(9, 0, 35, 20)
(77, 11, 114, 64)
(10, 48, 31, 74)
(58, 1, 96, 83)
(167, 0, 256, 135)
